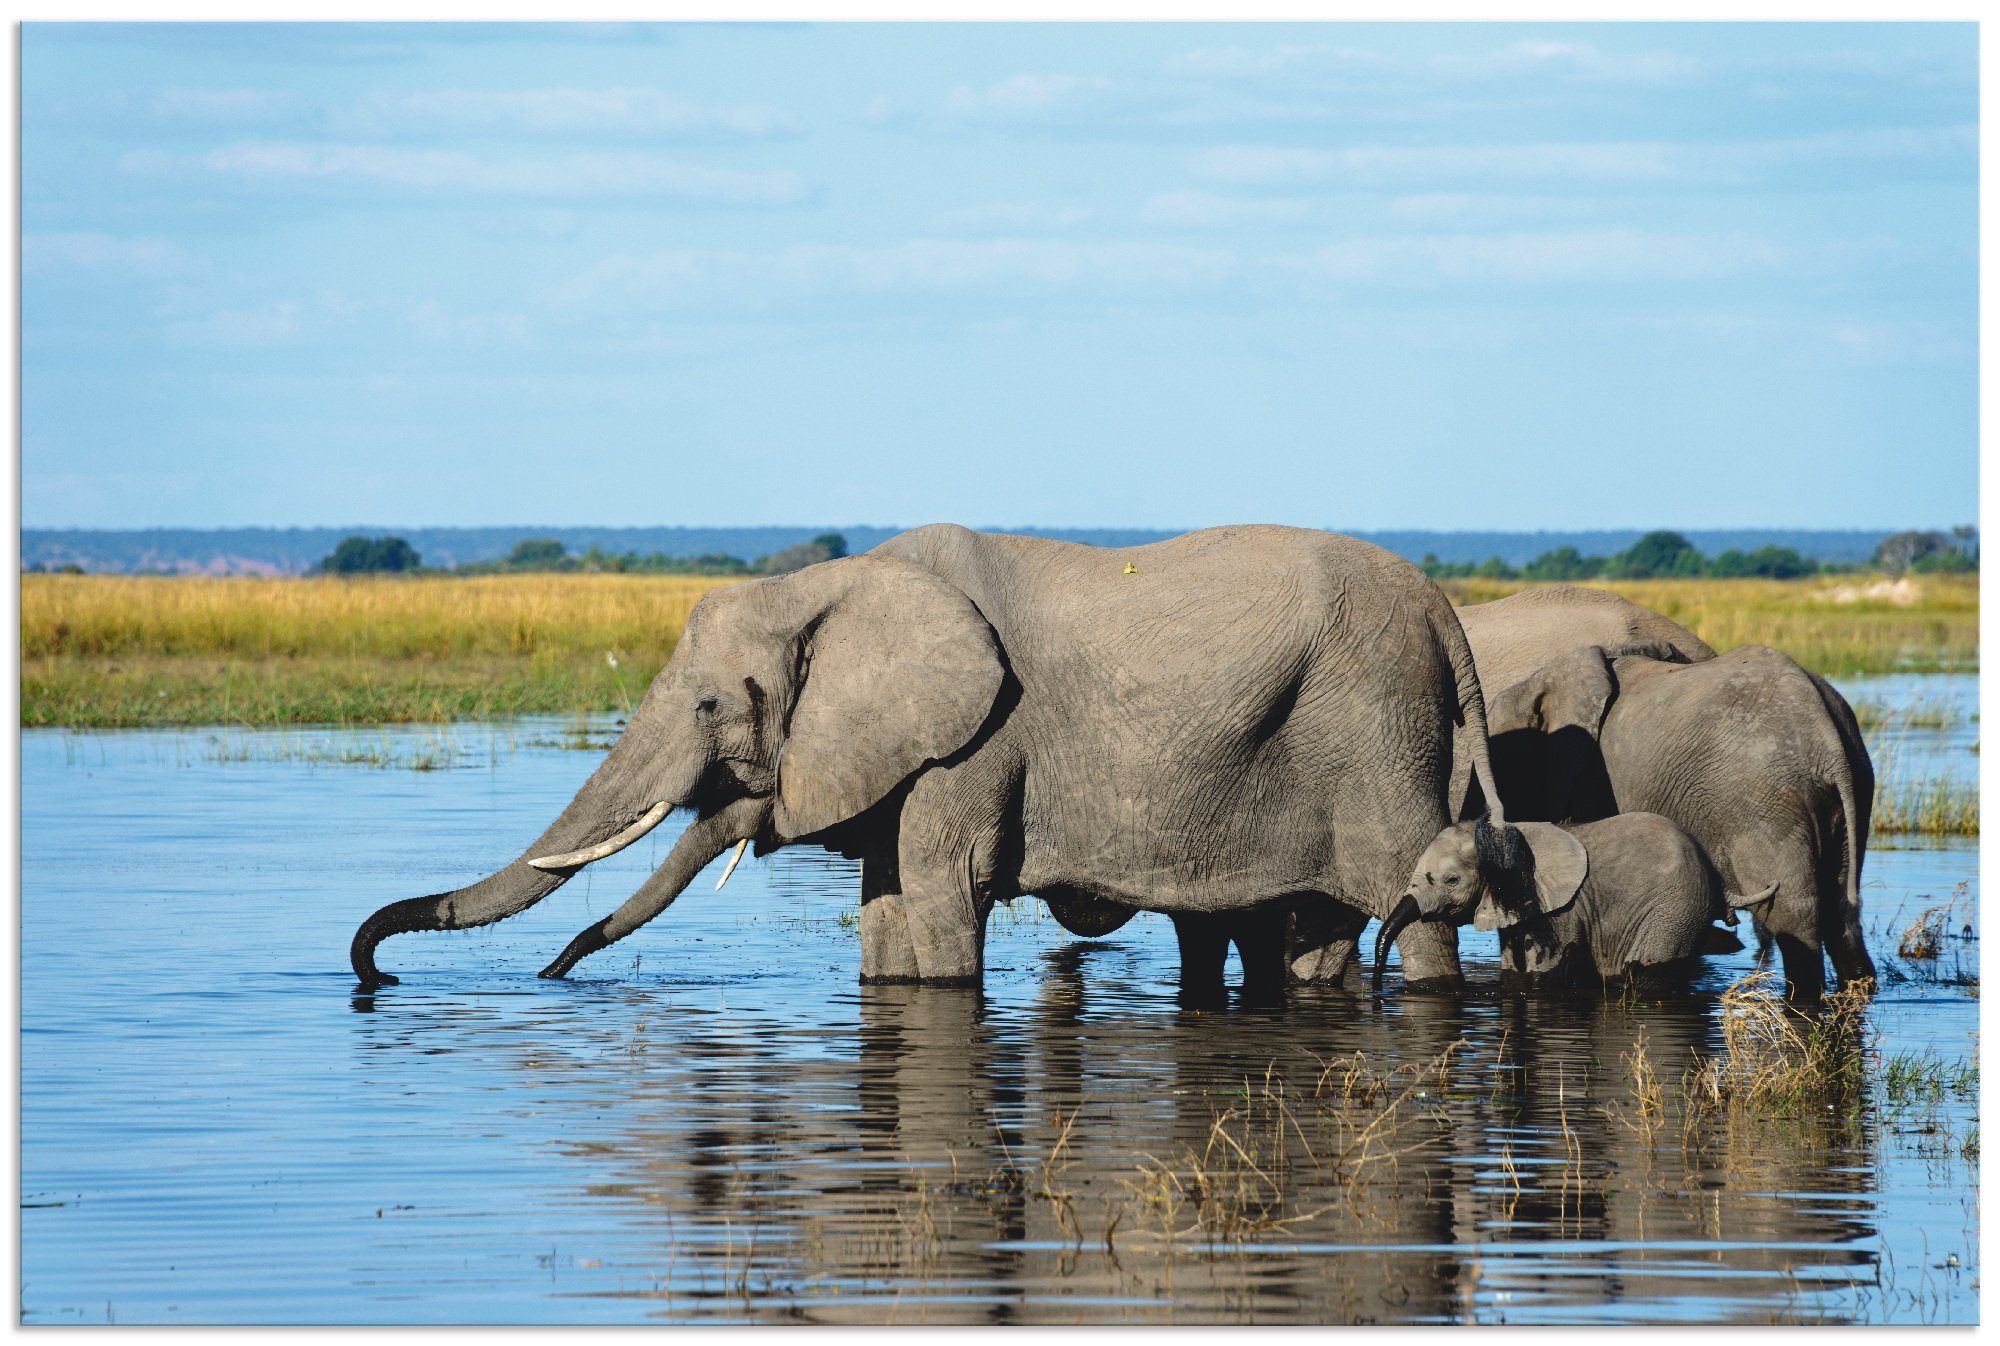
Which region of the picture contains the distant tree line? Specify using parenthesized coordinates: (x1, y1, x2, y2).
(1419, 527, 1978, 583)
(170, 523, 1977, 582)
(312, 532, 852, 577)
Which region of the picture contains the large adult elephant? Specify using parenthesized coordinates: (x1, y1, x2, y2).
(1485, 642, 1873, 999)
(352, 524, 1507, 991)
(1456, 585, 1716, 692)
(1445, 584, 1716, 820)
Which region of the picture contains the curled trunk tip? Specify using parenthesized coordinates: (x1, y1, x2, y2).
(1373, 894, 1423, 994)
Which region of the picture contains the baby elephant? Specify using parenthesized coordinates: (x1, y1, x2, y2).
(1375, 814, 1771, 993)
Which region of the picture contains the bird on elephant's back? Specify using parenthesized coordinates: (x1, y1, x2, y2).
(351, 523, 1507, 994)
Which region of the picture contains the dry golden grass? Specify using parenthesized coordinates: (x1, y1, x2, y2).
(22, 573, 739, 726)
(21, 568, 1978, 726)
(1442, 573, 1977, 677)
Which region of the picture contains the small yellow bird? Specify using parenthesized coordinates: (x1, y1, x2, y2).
(1123, 562, 1139, 575)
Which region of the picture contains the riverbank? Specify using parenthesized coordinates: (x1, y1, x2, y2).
(22, 571, 1977, 728)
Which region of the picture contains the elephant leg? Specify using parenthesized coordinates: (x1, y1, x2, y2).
(1281, 896, 1368, 988)
(1171, 912, 1230, 1003)
(1823, 890, 1877, 989)
(859, 853, 921, 983)
(859, 841, 983, 986)
(1773, 931, 1827, 1003)
(1230, 904, 1290, 1004)
(857, 759, 1013, 987)
(1393, 919, 1465, 992)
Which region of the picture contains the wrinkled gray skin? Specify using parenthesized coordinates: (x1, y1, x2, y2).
(1449, 585, 1716, 818)
(1484, 644, 1874, 1000)
(352, 524, 1506, 992)
(1375, 814, 1760, 994)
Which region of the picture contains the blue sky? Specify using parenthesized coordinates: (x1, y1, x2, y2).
(22, 22, 1977, 531)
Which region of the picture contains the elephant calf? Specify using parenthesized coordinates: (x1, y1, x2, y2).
(1375, 814, 1764, 994)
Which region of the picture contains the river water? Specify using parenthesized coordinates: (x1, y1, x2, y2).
(19, 676, 1978, 1323)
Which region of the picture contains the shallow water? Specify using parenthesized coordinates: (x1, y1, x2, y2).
(20, 678, 1979, 1324)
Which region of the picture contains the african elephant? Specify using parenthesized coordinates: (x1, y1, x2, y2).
(1448, 585, 1716, 819)
(1484, 643, 1874, 999)
(1455, 584, 1717, 694)
(1375, 813, 1758, 994)
(351, 524, 1507, 991)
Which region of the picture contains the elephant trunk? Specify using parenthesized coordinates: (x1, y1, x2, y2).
(351, 737, 700, 988)
(1372, 893, 1423, 994)
(539, 795, 771, 980)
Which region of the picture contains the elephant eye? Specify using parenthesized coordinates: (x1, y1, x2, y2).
(696, 696, 719, 716)
(1444, 874, 1460, 886)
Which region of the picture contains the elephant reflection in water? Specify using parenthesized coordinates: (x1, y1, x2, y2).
(345, 947, 1882, 1322)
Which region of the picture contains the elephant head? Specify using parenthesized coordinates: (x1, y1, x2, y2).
(1372, 818, 1588, 990)
(351, 555, 1006, 987)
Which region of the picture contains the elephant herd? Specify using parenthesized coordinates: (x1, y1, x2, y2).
(351, 524, 1873, 1003)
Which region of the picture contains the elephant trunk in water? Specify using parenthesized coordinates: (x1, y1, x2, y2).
(1372, 893, 1423, 993)
(539, 795, 771, 980)
(350, 739, 697, 988)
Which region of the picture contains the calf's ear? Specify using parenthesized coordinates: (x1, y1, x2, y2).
(1515, 821, 1588, 915)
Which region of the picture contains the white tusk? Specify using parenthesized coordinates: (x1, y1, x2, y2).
(528, 801, 672, 870)
(715, 837, 751, 890)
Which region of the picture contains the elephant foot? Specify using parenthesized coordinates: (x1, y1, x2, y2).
(355, 972, 398, 989)
(859, 971, 981, 988)
(1398, 971, 1467, 995)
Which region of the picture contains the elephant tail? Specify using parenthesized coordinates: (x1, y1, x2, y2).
(1428, 603, 1507, 826)
(1810, 672, 1876, 987)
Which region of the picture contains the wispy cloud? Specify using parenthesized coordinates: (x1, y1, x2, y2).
(1193, 124, 1975, 188)
(340, 87, 799, 139)
(554, 238, 1238, 308)
(23, 231, 192, 278)
(124, 142, 808, 203)
(1298, 229, 1790, 286)
(942, 74, 1119, 122)
(166, 302, 304, 346)
(1138, 190, 1309, 229)
(1429, 39, 1697, 84)
(151, 87, 302, 125)
(1164, 44, 1386, 79)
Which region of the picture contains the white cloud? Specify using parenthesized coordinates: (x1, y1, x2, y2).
(1165, 44, 1384, 79)
(1138, 190, 1309, 229)
(943, 74, 1117, 121)
(1299, 230, 1789, 286)
(1193, 124, 1974, 188)
(931, 203, 1095, 232)
(342, 87, 799, 138)
(151, 87, 300, 124)
(1384, 193, 1578, 227)
(407, 301, 531, 347)
(23, 232, 190, 278)
(554, 238, 1237, 308)
(166, 302, 304, 346)
(1430, 40, 1697, 84)
(126, 142, 807, 204)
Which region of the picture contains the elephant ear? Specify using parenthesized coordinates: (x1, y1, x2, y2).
(775, 557, 1005, 840)
(1515, 822, 1588, 915)
(1489, 645, 1617, 738)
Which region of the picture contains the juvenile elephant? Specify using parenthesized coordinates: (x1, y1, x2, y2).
(1485, 643, 1874, 999)
(1374, 814, 1759, 994)
(352, 524, 1507, 991)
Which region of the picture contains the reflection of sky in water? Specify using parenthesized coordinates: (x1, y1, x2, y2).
(19, 687, 1978, 1324)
